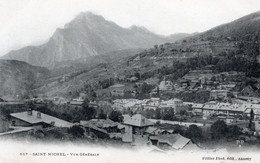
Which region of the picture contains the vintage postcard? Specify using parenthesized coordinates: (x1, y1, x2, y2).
(0, 0, 260, 162)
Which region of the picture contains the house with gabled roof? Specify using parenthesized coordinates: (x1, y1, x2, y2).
(88, 119, 120, 133)
(122, 114, 154, 143)
(124, 114, 154, 128)
(80, 120, 109, 139)
(10, 110, 73, 129)
(149, 134, 194, 150)
(0, 112, 35, 138)
(144, 127, 174, 136)
(145, 126, 161, 135)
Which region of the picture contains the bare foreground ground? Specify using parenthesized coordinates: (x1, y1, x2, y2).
(0, 139, 259, 163)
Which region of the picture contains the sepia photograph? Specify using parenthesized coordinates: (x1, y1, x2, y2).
(0, 0, 260, 162)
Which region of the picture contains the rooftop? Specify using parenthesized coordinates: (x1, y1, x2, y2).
(123, 114, 131, 123)
(80, 121, 108, 134)
(109, 84, 125, 88)
(150, 134, 191, 150)
(145, 126, 159, 134)
(10, 110, 73, 128)
(89, 119, 118, 128)
(124, 114, 154, 127)
(0, 127, 33, 136)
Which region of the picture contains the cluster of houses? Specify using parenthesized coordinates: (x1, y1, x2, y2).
(31, 69, 248, 108)
(60, 69, 245, 103)
(1, 65, 259, 151)
(112, 98, 186, 114)
(112, 96, 260, 119)
(156, 70, 244, 96)
(1, 93, 260, 150)
(80, 113, 199, 151)
(121, 114, 198, 150)
(111, 96, 260, 134)
(0, 110, 73, 138)
(112, 95, 260, 119)
(0, 108, 198, 152)
(189, 100, 260, 121)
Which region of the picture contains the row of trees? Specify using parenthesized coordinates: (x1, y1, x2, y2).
(155, 119, 248, 143)
(155, 120, 244, 143)
(211, 110, 255, 140)
(122, 107, 190, 121)
(154, 123, 203, 143)
(134, 82, 155, 99)
(210, 120, 242, 140)
(27, 98, 125, 124)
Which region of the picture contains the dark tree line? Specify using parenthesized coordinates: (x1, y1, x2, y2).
(35, 100, 96, 123)
(135, 82, 154, 99)
(210, 120, 242, 140)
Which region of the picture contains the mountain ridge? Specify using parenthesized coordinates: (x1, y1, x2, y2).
(1, 11, 260, 98)
(2, 12, 191, 68)
(0, 59, 49, 98)
(185, 11, 260, 41)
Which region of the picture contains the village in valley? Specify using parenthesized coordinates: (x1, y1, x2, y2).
(0, 9, 260, 155)
(1, 62, 260, 153)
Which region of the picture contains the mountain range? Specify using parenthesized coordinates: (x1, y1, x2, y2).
(1, 12, 191, 68)
(0, 11, 260, 98)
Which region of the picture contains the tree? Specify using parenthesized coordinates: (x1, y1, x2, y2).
(125, 107, 134, 116)
(155, 108, 161, 119)
(180, 110, 188, 116)
(98, 109, 107, 119)
(89, 89, 97, 100)
(109, 110, 123, 122)
(226, 125, 241, 139)
(172, 124, 185, 135)
(185, 124, 203, 142)
(136, 82, 153, 98)
(210, 120, 228, 140)
(162, 109, 175, 120)
(68, 125, 85, 138)
(134, 72, 141, 79)
(145, 109, 154, 119)
(82, 100, 96, 120)
(163, 113, 172, 120)
(26, 101, 35, 110)
(47, 128, 67, 140)
(0, 106, 11, 120)
(249, 109, 254, 130)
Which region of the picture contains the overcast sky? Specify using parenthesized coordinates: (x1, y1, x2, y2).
(0, 0, 260, 56)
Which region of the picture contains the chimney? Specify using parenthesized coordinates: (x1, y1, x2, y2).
(37, 111, 41, 118)
(27, 109, 32, 116)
